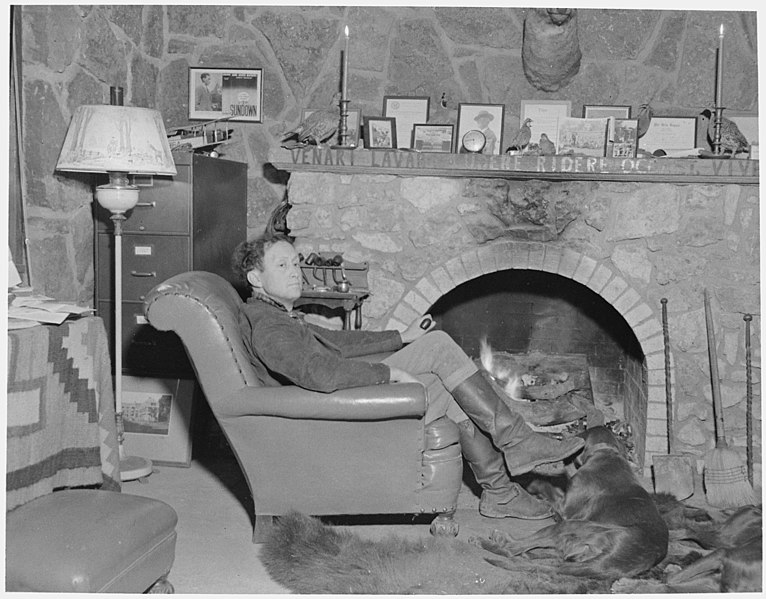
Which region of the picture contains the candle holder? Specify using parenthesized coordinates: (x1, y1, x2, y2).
(335, 98, 355, 149)
(713, 105, 725, 155)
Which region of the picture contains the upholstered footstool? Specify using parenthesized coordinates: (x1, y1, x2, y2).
(6, 489, 178, 593)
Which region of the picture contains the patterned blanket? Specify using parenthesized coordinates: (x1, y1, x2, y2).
(6, 316, 121, 511)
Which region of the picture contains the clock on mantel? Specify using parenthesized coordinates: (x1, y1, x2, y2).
(268, 147, 758, 185)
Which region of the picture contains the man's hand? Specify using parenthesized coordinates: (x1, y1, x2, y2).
(388, 366, 421, 385)
(400, 313, 436, 344)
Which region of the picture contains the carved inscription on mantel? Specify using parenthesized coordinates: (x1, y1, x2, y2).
(268, 147, 759, 184)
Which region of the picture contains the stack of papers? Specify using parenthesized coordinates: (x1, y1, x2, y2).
(8, 294, 94, 329)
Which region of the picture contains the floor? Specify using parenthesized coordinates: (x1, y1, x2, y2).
(123, 442, 552, 594)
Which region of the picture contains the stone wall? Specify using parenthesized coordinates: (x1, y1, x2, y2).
(17, 6, 759, 303)
(285, 170, 760, 483)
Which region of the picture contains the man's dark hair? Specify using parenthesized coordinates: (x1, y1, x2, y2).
(231, 232, 294, 282)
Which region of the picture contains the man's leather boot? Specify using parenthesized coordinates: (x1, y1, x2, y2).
(451, 370, 584, 476)
(457, 419, 553, 519)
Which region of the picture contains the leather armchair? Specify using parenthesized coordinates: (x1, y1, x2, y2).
(144, 271, 463, 542)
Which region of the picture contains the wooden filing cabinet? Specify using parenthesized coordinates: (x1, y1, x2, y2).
(95, 153, 247, 379)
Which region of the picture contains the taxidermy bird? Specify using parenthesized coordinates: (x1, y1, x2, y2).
(281, 92, 341, 148)
(636, 103, 654, 138)
(700, 109, 749, 155)
(539, 133, 556, 155)
(506, 118, 533, 153)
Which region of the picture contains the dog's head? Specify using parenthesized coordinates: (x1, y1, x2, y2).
(575, 426, 627, 466)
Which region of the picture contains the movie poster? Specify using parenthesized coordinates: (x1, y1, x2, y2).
(189, 67, 263, 122)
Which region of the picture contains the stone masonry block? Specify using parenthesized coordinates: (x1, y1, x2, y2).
(557, 248, 581, 278)
(646, 418, 667, 437)
(645, 434, 669, 454)
(476, 245, 498, 274)
(633, 316, 662, 343)
(572, 254, 598, 284)
(645, 352, 664, 371)
(460, 249, 482, 279)
(613, 287, 641, 315)
(445, 256, 469, 286)
(641, 334, 665, 355)
(624, 302, 653, 328)
(415, 277, 442, 304)
(541, 246, 562, 273)
(404, 289, 431, 315)
(385, 317, 407, 333)
(601, 275, 628, 303)
(647, 385, 666, 404)
(647, 367, 668, 387)
(587, 263, 613, 293)
(492, 244, 516, 271)
(647, 399, 667, 420)
(509, 243, 530, 269)
(527, 242, 546, 270)
(429, 266, 455, 295)
(393, 302, 419, 326)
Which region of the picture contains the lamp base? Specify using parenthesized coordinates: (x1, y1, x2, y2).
(119, 454, 154, 482)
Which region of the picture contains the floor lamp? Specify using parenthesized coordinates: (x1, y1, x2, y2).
(56, 104, 177, 481)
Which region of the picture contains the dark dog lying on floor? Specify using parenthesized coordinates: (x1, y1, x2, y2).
(478, 425, 669, 579)
(667, 504, 762, 592)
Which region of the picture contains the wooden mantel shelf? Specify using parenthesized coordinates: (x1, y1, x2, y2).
(269, 147, 759, 185)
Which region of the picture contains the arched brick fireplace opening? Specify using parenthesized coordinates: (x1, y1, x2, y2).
(383, 241, 668, 474)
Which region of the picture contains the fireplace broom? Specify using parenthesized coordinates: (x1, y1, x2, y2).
(702, 288, 755, 508)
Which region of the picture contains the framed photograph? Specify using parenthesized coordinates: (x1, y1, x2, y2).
(364, 116, 397, 149)
(456, 103, 505, 155)
(583, 105, 631, 144)
(412, 124, 454, 153)
(556, 117, 609, 157)
(383, 96, 430, 149)
(189, 67, 263, 122)
(520, 100, 571, 150)
(610, 118, 639, 157)
(122, 376, 196, 467)
(301, 107, 361, 147)
(639, 116, 698, 154)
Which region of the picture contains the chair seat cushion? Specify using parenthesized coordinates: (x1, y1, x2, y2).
(6, 489, 177, 593)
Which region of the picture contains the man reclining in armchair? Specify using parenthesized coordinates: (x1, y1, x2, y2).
(232, 232, 584, 520)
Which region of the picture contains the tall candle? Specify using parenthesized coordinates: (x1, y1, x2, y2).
(341, 26, 349, 102)
(715, 23, 724, 108)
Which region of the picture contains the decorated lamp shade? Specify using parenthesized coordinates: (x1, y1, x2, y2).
(56, 105, 177, 176)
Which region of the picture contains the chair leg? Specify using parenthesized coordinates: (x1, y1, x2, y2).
(429, 509, 459, 538)
(147, 576, 174, 593)
(252, 515, 276, 544)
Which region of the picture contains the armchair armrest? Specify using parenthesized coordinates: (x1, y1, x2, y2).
(217, 383, 427, 421)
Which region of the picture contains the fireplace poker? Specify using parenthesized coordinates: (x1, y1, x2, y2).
(744, 314, 754, 487)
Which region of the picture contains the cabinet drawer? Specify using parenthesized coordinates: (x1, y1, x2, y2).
(96, 234, 190, 301)
(98, 300, 193, 378)
(94, 166, 191, 234)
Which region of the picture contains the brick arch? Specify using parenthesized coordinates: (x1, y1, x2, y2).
(385, 240, 669, 474)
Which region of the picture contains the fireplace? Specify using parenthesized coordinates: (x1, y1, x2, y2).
(270, 147, 760, 483)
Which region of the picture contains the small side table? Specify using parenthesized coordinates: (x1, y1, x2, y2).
(295, 289, 370, 330)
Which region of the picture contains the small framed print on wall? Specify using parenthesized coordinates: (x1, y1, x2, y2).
(364, 117, 397, 149)
(610, 118, 639, 157)
(456, 103, 505, 155)
(122, 376, 196, 467)
(189, 67, 263, 122)
(639, 116, 698, 154)
(412, 124, 454, 152)
(383, 96, 430, 149)
(582, 104, 631, 145)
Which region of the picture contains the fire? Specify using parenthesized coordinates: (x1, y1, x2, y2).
(479, 337, 524, 401)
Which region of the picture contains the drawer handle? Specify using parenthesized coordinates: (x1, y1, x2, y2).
(136, 201, 156, 208)
(130, 271, 157, 278)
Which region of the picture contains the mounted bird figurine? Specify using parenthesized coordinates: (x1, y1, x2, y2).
(539, 133, 556, 156)
(700, 109, 749, 156)
(506, 118, 533, 153)
(636, 103, 654, 138)
(282, 92, 341, 149)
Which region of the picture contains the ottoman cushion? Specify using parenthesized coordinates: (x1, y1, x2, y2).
(6, 489, 177, 593)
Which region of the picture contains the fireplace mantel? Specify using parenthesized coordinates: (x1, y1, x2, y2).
(269, 147, 759, 185)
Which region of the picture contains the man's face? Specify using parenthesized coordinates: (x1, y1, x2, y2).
(202, 75, 210, 85)
(247, 241, 303, 308)
(477, 117, 490, 128)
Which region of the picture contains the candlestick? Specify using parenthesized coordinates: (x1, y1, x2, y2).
(714, 24, 725, 154)
(341, 25, 349, 102)
(715, 24, 724, 109)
